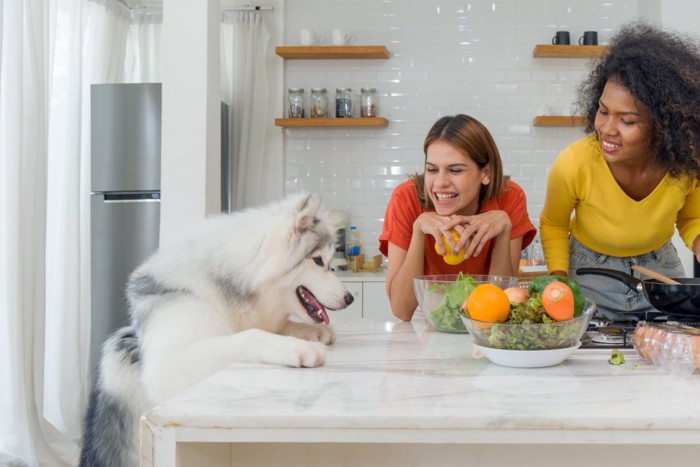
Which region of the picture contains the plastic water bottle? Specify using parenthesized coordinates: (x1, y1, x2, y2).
(347, 226, 361, 257)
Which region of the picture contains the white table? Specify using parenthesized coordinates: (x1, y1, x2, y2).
(140, 313, 700, 467)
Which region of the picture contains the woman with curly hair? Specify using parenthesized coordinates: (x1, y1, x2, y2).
(540, 22, 700, 319)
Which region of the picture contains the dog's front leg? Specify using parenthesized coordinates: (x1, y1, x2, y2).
(281, 320, 336, 345)
(142, 328, 329, 403)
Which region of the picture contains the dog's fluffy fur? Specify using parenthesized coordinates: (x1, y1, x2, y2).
(79, 193, 354, 467)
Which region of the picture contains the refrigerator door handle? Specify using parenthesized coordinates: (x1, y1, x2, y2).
(100, 192, 161, 203)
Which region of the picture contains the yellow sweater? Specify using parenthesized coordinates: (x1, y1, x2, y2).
(540, 135, 700, 272)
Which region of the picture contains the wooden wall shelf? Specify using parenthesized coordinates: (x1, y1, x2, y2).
(275, 117, 389, 128)
(275, 46, 390, 60)
(533, 116, 586, 127)
(533, 44, 608, 58)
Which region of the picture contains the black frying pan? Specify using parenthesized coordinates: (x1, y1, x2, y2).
(576, 267, 700, 318)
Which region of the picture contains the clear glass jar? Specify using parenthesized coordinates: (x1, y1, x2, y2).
(288, 88, 305, 118)
(360, 88, 378, 117)
(310, 88, 328, 118)
(335, 88, 352, 118)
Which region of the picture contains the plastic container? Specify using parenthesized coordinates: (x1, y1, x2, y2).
(346, 226, 361, 257)
(631, 321, 700, 375)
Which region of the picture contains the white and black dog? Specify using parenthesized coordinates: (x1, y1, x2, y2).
(79, 192, 354, 467)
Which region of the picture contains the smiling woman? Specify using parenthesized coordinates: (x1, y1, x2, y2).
(539, 21, 700, 320)
(378, 114, 537, 321)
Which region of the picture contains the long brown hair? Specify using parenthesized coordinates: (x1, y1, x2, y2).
(410, 114, 509, 209)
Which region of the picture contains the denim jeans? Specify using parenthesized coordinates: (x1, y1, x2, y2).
(568, 236, 686, 320)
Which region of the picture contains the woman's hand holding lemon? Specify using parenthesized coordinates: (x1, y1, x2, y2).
(434, 229, 466, 265)
(415, 212, 508, 265)
(441, 210, 511, 259)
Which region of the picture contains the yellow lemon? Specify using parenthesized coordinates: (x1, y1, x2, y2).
(434, 230, 465, 265)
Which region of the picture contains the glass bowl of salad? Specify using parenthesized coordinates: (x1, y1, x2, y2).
(461, 297, 596, 350)
(413, 273, 519, 333)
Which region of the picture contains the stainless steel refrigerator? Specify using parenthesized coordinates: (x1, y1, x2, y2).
(90, 83, 230, 379)
(90, 83, 162, 380)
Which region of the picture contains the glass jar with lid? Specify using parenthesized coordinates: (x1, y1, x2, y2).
(288, 88, 305, 118)
(335, 88, 352, 118)
(360, 88, 378, 117)
(309, 88, 329, 118)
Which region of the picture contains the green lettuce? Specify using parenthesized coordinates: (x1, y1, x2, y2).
(426, 273, 477, 332)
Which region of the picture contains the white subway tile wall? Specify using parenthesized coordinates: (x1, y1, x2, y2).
(282, 0, 643, 255)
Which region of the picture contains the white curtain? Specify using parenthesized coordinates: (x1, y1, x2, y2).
(1, 2, 275, 465)
(125, 10, 162, 83)
(0, 0, 51, 464)
(0, 0, 130, 465)
(221, 10, 279, 210)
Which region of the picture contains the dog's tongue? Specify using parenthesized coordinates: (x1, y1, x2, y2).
(298, 286, 329, 325)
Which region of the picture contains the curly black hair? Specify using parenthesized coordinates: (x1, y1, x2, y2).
(576, 21, 700, 181)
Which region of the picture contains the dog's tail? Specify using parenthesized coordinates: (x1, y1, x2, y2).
(79, 327, 149, 467)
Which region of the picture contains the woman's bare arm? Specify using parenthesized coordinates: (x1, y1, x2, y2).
(385, 212, 449, 321)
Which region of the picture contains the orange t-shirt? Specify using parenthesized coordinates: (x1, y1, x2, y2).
(378, 179, 536, 275)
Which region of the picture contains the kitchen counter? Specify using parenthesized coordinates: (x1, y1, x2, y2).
(140, 312, 700, 467)
(334, 268, 387, 281)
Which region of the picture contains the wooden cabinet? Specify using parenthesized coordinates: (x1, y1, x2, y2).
(532, 44, 608, 126)
(276, 45, 390, 128)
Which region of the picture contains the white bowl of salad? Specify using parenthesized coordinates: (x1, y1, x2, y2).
(413, 273, 519, 333)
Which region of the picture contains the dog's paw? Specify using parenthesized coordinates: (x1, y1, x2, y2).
(277, 340, 327, 368)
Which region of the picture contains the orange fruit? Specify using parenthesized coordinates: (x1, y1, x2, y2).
(466, 284, 511, 323)
(434, 230, 465, 265)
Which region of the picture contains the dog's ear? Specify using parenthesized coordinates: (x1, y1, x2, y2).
(292, 193, 321, 236)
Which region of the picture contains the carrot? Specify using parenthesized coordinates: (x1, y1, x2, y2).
(542, 281, 575, 321)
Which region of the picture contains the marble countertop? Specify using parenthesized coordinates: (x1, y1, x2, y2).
(143, 312, 700, 446)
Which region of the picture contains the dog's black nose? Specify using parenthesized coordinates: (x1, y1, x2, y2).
(344, 292, 354, 305)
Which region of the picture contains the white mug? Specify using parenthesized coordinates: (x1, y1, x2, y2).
(331, 29, 355, 46)
(300, 28, 322, 46)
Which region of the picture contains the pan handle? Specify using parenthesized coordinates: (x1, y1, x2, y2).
(576, 267, 644, 293)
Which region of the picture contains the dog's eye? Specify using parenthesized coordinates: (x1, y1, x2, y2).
(312, 256, 324, 266)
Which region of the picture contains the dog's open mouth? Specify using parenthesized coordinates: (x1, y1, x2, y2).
(296, 286, 329, 325)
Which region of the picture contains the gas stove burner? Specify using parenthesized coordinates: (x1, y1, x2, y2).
(589, 317, 613, 328)
(590, 327, 626, 344)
